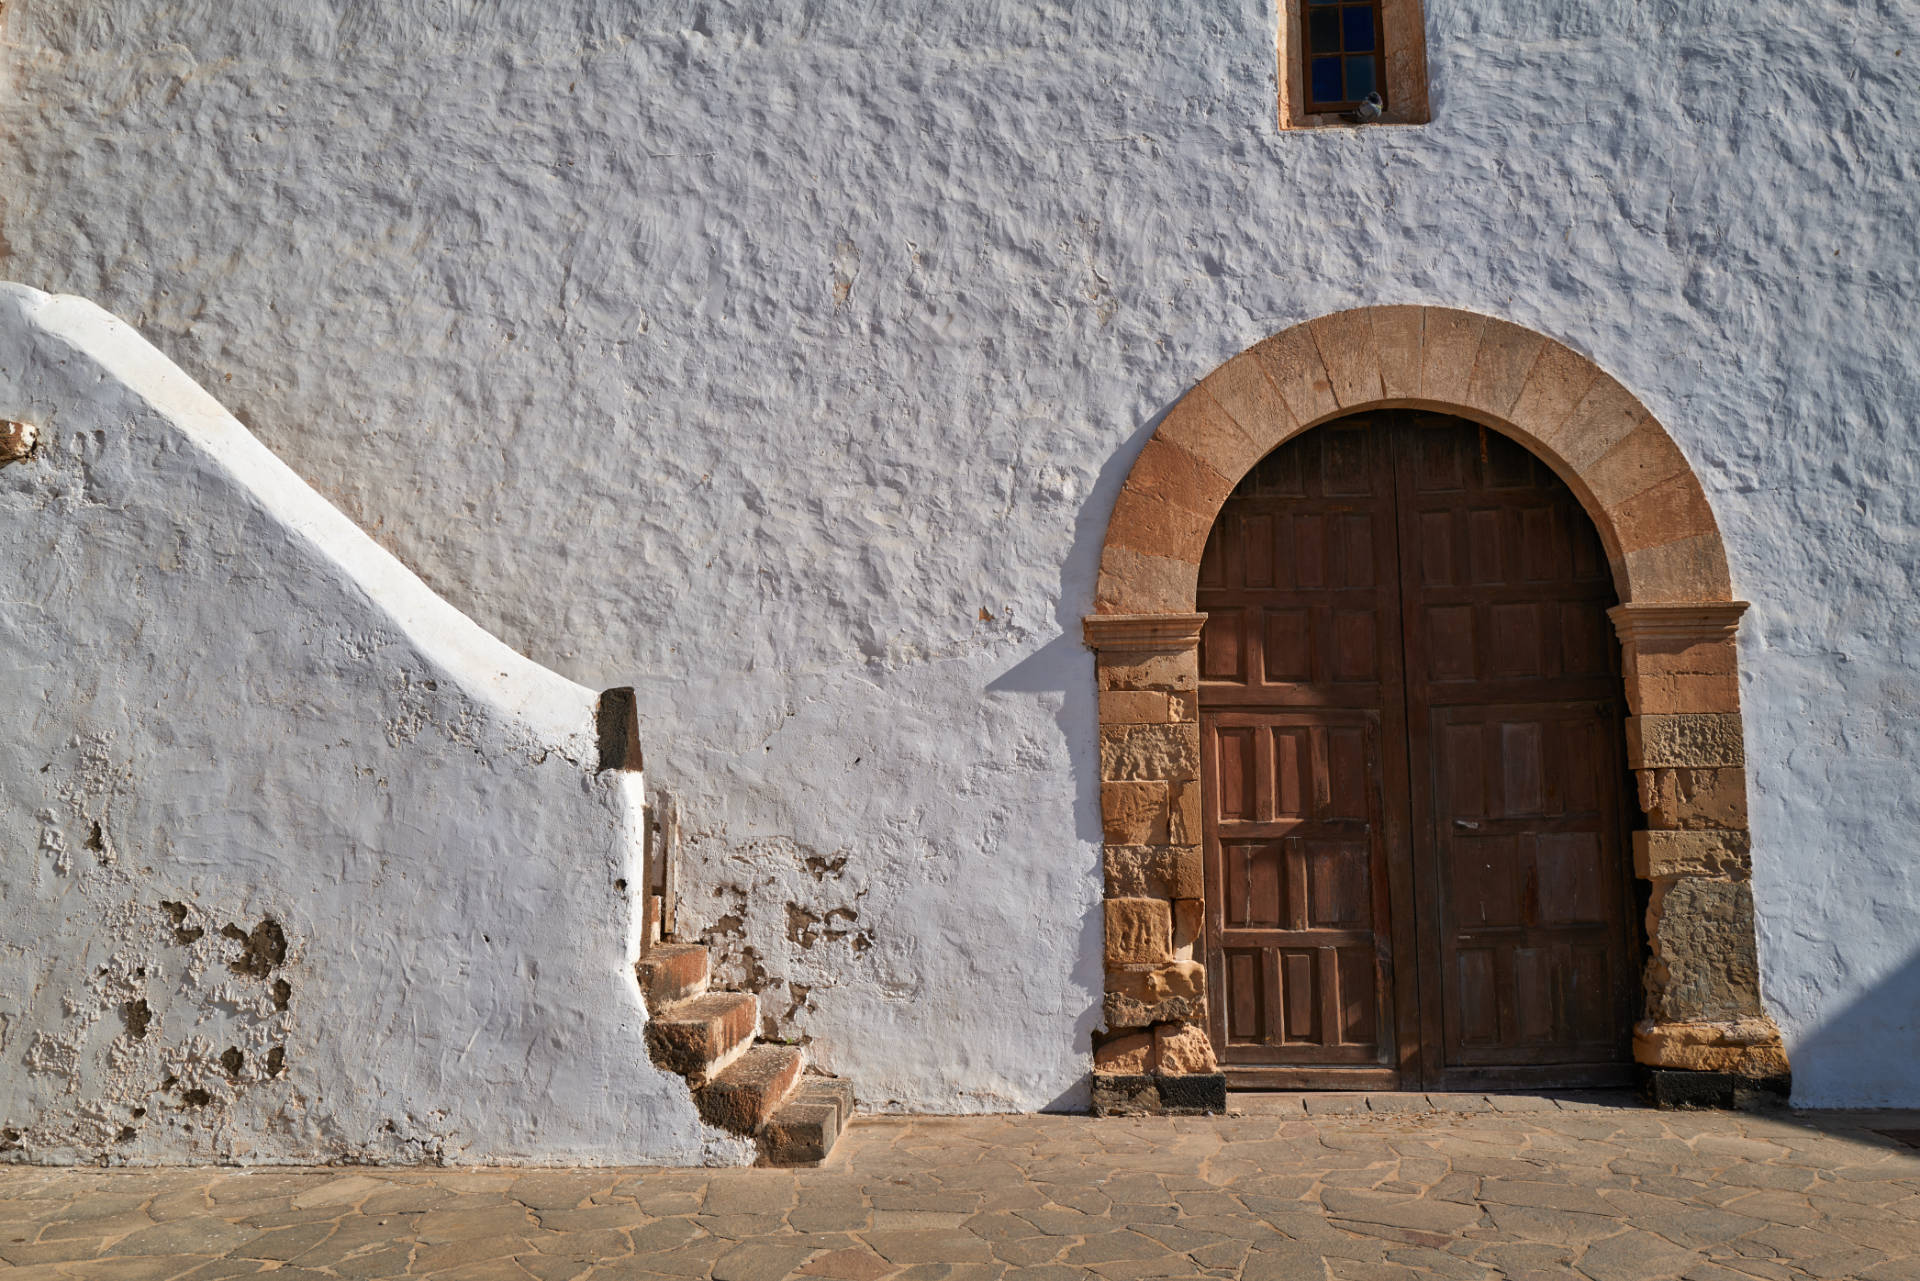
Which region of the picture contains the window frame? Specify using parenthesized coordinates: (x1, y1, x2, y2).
(1278, 0, 1431, 129)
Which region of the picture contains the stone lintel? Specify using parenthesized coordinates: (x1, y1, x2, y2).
(1083, 612, 1207, 653)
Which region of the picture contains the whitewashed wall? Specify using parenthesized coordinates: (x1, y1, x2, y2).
(0, 284, 731, 1165)
(2, 0, 1917, 1110)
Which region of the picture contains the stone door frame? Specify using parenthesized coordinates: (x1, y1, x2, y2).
(1087, 306, 1786, 1114)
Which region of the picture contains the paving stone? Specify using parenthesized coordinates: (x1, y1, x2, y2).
(800, 1245, 900, 1279)
(713, 1241, 818, 1281)
(1575, 1230, 1705, 1280)
(1320, 1188, 1484, 1233)
(1478, 1179, 1622, 1217)
(864, 1230, 997, 1265)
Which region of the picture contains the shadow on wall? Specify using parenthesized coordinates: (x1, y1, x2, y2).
(1785, 941, 1920, 1110)
(987, 399, 1176, 1112)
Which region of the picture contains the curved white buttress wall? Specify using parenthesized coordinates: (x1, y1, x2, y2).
(0, 283, 735, 1165)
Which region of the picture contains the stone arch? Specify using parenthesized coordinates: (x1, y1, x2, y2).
(1085, 307, 1786, 1115)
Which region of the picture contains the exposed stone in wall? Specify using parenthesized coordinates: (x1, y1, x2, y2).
(0, 418, 35, 465)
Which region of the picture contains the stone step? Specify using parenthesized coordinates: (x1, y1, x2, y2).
(635, 943, 710, 1011)
(697, 1044, 804, 1135)
(645, 991, 758, 1086)
(758, 1076, 856, 1167)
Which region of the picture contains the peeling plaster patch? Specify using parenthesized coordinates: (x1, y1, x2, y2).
(0, 418, 36, 464)
(691, 832, 878, 1047)
(4, 895, 303, 1161)
(159, 902, 203, 946)
(120, 1000, 151, 1040)
(219, 920, 288, 978)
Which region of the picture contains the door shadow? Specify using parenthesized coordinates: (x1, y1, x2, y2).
(987, 396, 1183, 1113)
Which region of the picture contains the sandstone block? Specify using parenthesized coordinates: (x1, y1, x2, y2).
(1611, 472, 1719, 556)
(1101, 780, 1170, 845)
(1092, 1030, 1153, 1074)
(1099, 690, 1170, 724)
(1095, 645, 1199, 694)
(1094, 546, 1201, 616)
(1507, 338, 1601, 445)
(1106, 486, 1214, 564)
(1177, 370, 1275, 479)
(1105, 989, 1207, 1029)
(1370, 305, 1424, 400)
(1100, 722, 1201, 783)
(1167, 691, 1197, 723)
(1634, 829, 1751, 879)
(1419, 308, 1487, 404)
(1124, 435, 1236, 520)
(1624, 670, 1742, 716)
(1585, 419, 1691, 510)
(1617, 533, 1734, 605)
(1154, 1022, 1218, 1075)
(1550, 374, 1651, 473)
(1168, 779, 1202, 844)
(1253, 325, 1340, 426)
(1107, 960, 1207, 1008)
(1465, 317, 1546, 417)
(1104, 898, 1172, 966)
(1645, 878, 1764, 1023)
(1636, 767, 1748, 831)
(1617, 623, 1741, 677)
(1104, 844, 1203, 900)
(1171, 898, 1203, 960)
(1089, 1074, 1161, 1116)
(1308, 310, 1383, 407)
(1634, 1016, 1789, 1077)
(697, 1044, 803, 1134)
(1626, 713, 1744, 769)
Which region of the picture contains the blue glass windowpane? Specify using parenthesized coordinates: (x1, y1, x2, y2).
(1308, 0, 1338, 6)
(1310, 9, 1341, 53)
(1311, 57, 1344, 104)
(1342, 6, 1375, 53)
(1344, 54, 1377, 100)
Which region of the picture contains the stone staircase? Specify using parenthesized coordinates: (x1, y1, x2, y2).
(636, 942, 854, 1166)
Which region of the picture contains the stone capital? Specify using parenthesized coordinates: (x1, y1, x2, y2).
(1607, 601, 1749, 648)
(1083, 612, 1207, 654)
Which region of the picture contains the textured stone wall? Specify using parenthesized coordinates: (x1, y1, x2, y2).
(2, 0, 1918, 1107)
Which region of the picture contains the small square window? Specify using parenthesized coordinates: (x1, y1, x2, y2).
(1279, 0, 1430, 128)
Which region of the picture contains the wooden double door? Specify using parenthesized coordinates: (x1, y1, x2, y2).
(1196, 413, 1639, 1091)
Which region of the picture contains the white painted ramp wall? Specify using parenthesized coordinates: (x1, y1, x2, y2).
(0, 284, 732, 1165)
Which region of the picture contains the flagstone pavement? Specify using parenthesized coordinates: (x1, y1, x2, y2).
(4, 1093, 1920, 1281)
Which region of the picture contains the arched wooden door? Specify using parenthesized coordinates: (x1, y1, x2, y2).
(1196, 411, 1639, 1091)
